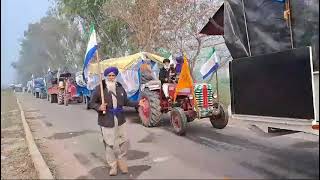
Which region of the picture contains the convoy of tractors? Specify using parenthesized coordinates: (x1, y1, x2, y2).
(25, 52, 229, 136)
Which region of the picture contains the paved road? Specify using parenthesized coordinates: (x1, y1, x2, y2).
(17, 93, 319, 179)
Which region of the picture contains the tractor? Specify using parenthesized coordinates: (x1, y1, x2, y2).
(138, 79, 228, 135)
(45, 70, 59, 103)
(57, 72, 83, 106)
(32, 78, 47, 99)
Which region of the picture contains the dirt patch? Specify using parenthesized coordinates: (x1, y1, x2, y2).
(1, 91, 38, 179)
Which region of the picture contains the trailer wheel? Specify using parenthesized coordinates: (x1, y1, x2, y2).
(210, 104, 229, 129)
(171, 107, 188, 136)
(36, 92, 39, 98)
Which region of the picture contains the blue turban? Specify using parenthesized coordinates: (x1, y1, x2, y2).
(104, 66, 119, 76)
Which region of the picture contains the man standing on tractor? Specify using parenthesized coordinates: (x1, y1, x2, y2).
(89, 66, 145, 176)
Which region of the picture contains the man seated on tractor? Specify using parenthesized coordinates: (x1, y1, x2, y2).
(159, 59, 177, 98)
(169, 63, 177, 83)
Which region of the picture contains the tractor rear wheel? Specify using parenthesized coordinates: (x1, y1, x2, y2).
(138, 88, 162, 127)
(210, 104, 229, 129)
(171, 107, 188, 136)
(58, 90, 64, 105)
(77, 95, 83, 103)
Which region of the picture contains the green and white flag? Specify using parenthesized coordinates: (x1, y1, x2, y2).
(200, 48, 219, 79)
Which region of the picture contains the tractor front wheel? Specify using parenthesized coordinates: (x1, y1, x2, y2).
(170, 107, 188, 136)
(64, 94, 69, 106)
(210, 104, 229, 129)
(85, 96, 91, 110)
(138, 88, 162, 127)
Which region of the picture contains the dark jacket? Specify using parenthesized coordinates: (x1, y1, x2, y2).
(89, 82, 139, 128)
(159, 67, 170, 84)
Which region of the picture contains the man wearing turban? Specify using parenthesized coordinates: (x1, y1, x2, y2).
(89, 66, 144, 176)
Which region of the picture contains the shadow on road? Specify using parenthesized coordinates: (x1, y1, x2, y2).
(76, 165, 151, 179)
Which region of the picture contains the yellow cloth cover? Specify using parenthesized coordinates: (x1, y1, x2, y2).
(87, 52, 165, 74)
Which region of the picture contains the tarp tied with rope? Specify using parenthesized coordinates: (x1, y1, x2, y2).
(86, 52, 164, 100)
(87, 52, 164, 74)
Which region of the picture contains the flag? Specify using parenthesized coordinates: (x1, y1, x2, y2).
(173, 54, 194, 102)
(83, 24, 98, 81)
(200, 48, 219, 79)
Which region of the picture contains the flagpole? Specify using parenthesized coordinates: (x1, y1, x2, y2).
(287, 0, 294, 49)
(241, 0, 252, 56)
(95, 45, 106, 114)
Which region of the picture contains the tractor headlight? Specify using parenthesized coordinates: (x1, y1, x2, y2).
(213, 93, 217, 99)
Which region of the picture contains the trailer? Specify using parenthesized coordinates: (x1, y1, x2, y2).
(200, 0, 319, 134)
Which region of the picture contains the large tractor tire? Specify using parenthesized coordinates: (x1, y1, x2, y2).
(138, 88, 162, 127)
(58, 90, 64, 105)
(210, 104, 229, 129)
(170, 107, 188, 136)
(49, 94, 57, 103)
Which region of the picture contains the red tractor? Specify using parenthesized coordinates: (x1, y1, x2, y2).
(57, 73, 83, 106)
(138, 80, 228, 135)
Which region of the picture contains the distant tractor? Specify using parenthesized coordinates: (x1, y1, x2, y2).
(45, 70, 59, 103)
(32, 78, 46, 99)
(57, 72, 83, 106)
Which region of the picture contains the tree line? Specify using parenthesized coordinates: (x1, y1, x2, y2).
(12, 0, 226, 84)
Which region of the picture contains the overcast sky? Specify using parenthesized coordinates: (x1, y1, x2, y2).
(1, 0, 51, 86)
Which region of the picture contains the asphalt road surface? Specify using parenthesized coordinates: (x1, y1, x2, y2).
(17, 93, 319, 179)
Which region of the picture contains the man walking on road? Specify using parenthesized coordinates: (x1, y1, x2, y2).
(89, 66, 144, 176)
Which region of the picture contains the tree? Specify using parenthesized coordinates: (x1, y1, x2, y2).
(14, 15, 85, 84)
(54, 0, 136, 57)
(103, 0, 223, 77)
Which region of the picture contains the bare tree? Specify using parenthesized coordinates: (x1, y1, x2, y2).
(103, 0, 222, 77)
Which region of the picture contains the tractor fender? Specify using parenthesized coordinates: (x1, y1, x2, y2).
(142, 80, 162, 91)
